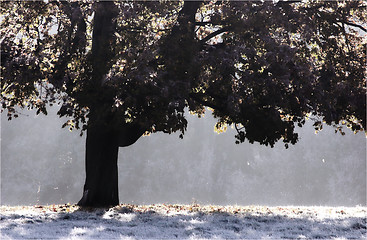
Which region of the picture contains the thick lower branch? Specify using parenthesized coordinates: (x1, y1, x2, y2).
(189, 92, 225, 113)
(117, 123, 146, 147)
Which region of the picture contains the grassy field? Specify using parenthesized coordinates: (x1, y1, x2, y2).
(1, 204, 366, 239)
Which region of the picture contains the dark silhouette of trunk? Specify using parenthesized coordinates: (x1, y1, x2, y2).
(78, 114, 146, 207)
(78, 124, 119, 207)
(78, 0, 202, 208)
(77, 2, 120, 207)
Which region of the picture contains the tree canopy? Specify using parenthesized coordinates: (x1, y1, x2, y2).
(2, 0, 366, 148)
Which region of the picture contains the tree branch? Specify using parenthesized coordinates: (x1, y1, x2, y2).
(195, 21, 214, 26)
(179, 1, 203, 24)
(234, 123, 245, 132)
(200, 26, 231, 43)
(189, 92, 223, 112)
(195, 21, 226, 26)
(117, 122, 146, 147)
(339, 20, 367, 32)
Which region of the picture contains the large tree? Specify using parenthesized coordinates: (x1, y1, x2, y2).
(1, 0, 366, 207)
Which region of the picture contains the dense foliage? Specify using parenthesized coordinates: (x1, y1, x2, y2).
(2, 0, 366, 148)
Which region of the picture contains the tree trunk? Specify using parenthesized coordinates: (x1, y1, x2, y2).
(77, 111, 146, 207)
(77, 1, 120, 208)
(77, 125, 120, 207)
(77, 1, 201, 207)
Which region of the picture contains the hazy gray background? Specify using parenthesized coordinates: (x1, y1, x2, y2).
(1, 106, 366, 206)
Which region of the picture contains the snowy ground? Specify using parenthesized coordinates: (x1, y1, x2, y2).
(1, 204, 366, 239)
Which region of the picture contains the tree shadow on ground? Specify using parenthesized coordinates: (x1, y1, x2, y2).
(1, 206, 366, 239)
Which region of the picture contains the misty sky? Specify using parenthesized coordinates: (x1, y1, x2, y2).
(1, 107, 366, 206)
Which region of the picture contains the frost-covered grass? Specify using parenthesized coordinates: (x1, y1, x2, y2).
(1, 204, 366, 239)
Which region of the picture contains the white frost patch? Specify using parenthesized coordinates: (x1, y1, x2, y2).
(1, 204, 366, 239)
(70, 227, 88, 236)
(187, 218, 205, 225)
